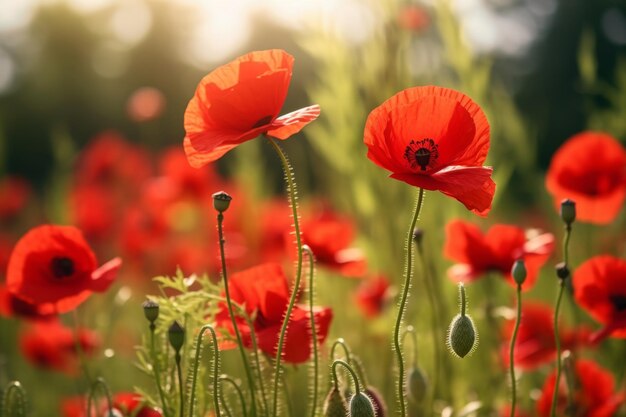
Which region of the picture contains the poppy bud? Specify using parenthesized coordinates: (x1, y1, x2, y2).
(511, 259, 527, 286)
(349, 392, 376, 417)
(142, 300, 159, 323)
(556, 262, 570, 280)
(406, 367, 428, 404)
(447, 284, 478, 358)
(560, 199, 576, 226)
(323, 386, 348, 417)
(212, 191, 232, 213)
(168, 321, 185, 352)
(412, 228, 424, 245)
(364, 387, 386, 417)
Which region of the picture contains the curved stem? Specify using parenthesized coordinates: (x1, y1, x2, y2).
(459, 283, 467, 317)
(149, 324, 171, 417)
(393, 188, 425, 417)
(86, 378, 114, 417)
(2, 381, 28, 417)
(303, 246, 320, 417)
(217, 211, 257, 415)
(331, 360, 361, 395)
(267, 137, 305, 417)
(509, 284, 522, 417)
(188, 325, 221, 417)
(237, 305, 269, 417)
(401, 326, 419, 368)
(72, 310, 93, 385)
(220, 375, 248, 417)
(330, 339, 352, 363)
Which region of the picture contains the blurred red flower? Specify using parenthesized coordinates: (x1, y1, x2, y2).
(216, 263, 332, 363)
(299, 210, 367, 277)
(354, 275, 392, 318)
(500, 301, 590, 370)
(127, 87, 166, 123)
(6, 225, 121, 314)
(158, 147, 222, 200)
(0, 176, 30, 220)
(397, 5, 430, 32)
(20, 319, 99, 374)
(536, 359, 624, 417)
(444, 220, 554, 290)
(364, 86, 495, 215)
(546, 131, 626, 224)
(573, 255, 626, 343)
(183, 49, 320, 167)
(61, 392, 162, 417)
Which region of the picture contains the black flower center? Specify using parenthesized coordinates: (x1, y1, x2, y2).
(610, 295, 626, 311)
(251, 115, 273, 129)
(50, 257, 75, 279)
(404, 138, 439, 171)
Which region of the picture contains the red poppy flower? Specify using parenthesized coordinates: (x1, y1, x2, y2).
(0, 176, 30, 220)
(0, 285, 57, 318)
(546, 131, 626, 224)
(397, 5, 430, 32)
(61, 393, 162, 417)
(216, 263, 333, 364)
(20, 319, 99, 374)
(536, 359, 625, 417)
(573, 255, 626, 342)
(299, 210, 367, 277)
(70, 185, 117, 241)
(6, 225, 121, 314)
(354, 275, 392, 318)
(158, 147, 222, 200)
(183, 49, 320, 167)
(500, 301, 590, 370)
(364, 86, 495, 215)
(444, 220, 554, 290)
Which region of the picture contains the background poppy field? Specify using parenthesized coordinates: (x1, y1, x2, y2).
(0, 0, 625, 416)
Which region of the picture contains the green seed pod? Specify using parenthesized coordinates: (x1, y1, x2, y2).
(447, 283, 478, 359)
(212, 191, 232, 213)
(511, 259, 527, 286)
(349, 392, 376, 417)
(364, 387, 386, 417)
(406, 367, 428, 404)
(560, 199, 576, 226)
(142, 300, 159, 323)
(447, 314, 477, 358)
(323, 386, 348, 417)
(168, 321, 185, 352)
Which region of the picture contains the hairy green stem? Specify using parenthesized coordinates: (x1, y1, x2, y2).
(86, 378, 114, 417)
(175, 351, 184, 417)
(220, 375, 247, 417)
(267, 137, 305, 417)
(217, 211, 257, 416)
(2, 381, 28, 417)
(303, 245, 320, 417)
(188, 325, 221, 417)
(330, 339, 352, 363)
(331, 360, 361, 395)
(149, 324, 171, 417)
(393, 188, 425, 417)
(509, 284, 522, 417)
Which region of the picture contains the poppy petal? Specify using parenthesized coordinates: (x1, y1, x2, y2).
(267, 105, 321, 140)
(89, 257, 122, 292)
(392, 165, 495, 215)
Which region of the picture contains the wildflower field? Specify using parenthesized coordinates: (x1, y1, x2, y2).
(0, 1, 625, 416)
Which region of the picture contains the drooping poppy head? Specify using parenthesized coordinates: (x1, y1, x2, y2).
(546, 131, 626, 224)
(500, 301, 590, 370)
(444, 220, 554, 290)
(183, 49, 321, 167)
(536, 359, 625, 417)
(364, 86, 495, 215)
(216, 263, 333, 363)
(573, 255, 626, 342)
(6, 225, 121, 314)
(19, 319, 99, 374)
